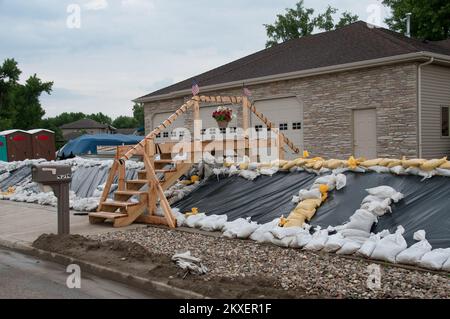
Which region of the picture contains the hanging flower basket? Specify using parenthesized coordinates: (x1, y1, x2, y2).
(212, 106, 234, 128)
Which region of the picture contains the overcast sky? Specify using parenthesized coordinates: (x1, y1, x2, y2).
(0, 0, 391, 119)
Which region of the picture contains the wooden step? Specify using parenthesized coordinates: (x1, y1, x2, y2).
(101, 201, 140, 208)
(126, 179, 148, 185)
(155, 160, 175, 164)
(115, 190, 147, 196)
(89, 212, 128, 219)
(138, 169, 176, 174)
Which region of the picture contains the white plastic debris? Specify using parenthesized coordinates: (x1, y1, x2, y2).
(371, 226, 407, 263)
(419, 248, 450, 270)
(396, 230, 432, 265)
(335, 174, 347, 190)
(172, 251, 208, 275)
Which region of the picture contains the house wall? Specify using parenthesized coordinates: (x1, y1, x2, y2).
(61, 128, 108, 137)
(144, 63, 419, 159)
(420, 64, 450, 158)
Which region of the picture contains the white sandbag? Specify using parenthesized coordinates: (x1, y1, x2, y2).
(228, 165, 239, 176)
(239, 170, 260, 181)
(343, 209, 378, 233)
(340, 228, 371, 239)
(298, 189, 322, 201)
(249, 219, 279, 243)
(356, 230, 390, 258)
(292, 195, 300, 204)
(442, 257, 450, 272)
(296, 232, 312, 248)
(304, 228, 328, 251)
(174, 211, 186, 227)
(336, 239, 362, 255)
(366, 186, 404, 202)
(361, 199, 392, 217)
(390, 165, 407, 175)
(371, 226, 407, 263)
(369, 166, 391, 174)
(335, 174, 347, 190)
(223, 218, 259, 239)
(396, 230, 432, 265)
(314, 175, 337, 188)
(272, 236, 297, 248)
(361, 195, 391, 205)
(198, 214, 228, 232)
(318, 167, 331, 175)
(436, 168, 450, 177)
(323, 233, 345, 253)
(270, 226, 305, 239)
(260, 167, 278, 176)
(419, 248, 450, 270)
(185, 213, 207, 228)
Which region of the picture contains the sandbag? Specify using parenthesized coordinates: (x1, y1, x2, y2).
(343, 209, 377, 233)
(292, 208, 316, 221)
(371, 226, 407, 263)
(284, 217, 306, 228)
(440, 161, 450, 169)
(360, 159, 382, 167)
(402, 159, 426, 168)
(387, 160, 402, 168)
(296, 232, 312, 248)
(420, 158, 447, 171)
(442, 257, 450, 272)
(282, 161, 297, 170)
(336, 174, 347, 190)
(239, 170, 259, 181)
(198, 214, 228, 232)
(185, 213, 207, 228)
(250, 219, 279, 243)
(324, 159, 345, 169)
(419, 248, 450, 270)
(361, 199, 392, 217)
(336, 240, 362, 255)
(223, 218, 259, 239)
(368, 166, 391, 174)
(297, 198, 322, 211)
(356, 230, 390, 258)
(366, 186, 404, 202)
(271, 226, 304, 239)
(323, 233, 345, 253)
(340, 228, 371, 239)
(304, 228, 328, 251)
(313, 161, 324, 170)
(390, 165, 407, 175)
(378, 158, 396, 167)
(396, 230, 432, 265)
(298, 189, 322, 201)
(436, 168, 450, 177)
(361, 195, 391, 205)
(294, 158, 309, 166)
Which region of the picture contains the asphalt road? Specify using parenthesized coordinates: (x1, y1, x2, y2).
(0, 248, 158, 299)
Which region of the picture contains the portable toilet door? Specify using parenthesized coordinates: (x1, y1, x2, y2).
(28, 129, 56, 161)
(2, 130, 33, 161)
(0, 135, 7, 161)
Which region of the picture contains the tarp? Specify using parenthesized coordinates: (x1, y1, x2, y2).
(175, 171, 450, 248)
(57, 134, 143, 159)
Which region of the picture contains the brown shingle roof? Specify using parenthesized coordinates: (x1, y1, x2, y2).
(137, 21, 450, 101)
(60, 118, 109, 130)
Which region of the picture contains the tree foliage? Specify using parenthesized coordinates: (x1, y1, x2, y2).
(112, 116, 138, 129)
(383, 0, 450, 40)
(264, 1, 359, 48)
(132, 103, 144, 128)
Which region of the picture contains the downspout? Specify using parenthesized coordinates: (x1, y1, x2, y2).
(417, 57, 434, 158)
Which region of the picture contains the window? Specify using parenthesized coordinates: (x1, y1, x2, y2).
(170, 131, 177, 138)
(255, 125, 263, 132)
(163, 132, 169, 138)
(293, 122, 302, 130)
(179, 131, 185, 138)
(229, 127, 237, 133)
(220, 128, 226, 134)
(443, 107, 449, 137)
(279, 123, 288, 131)
(201, 129, 206, 135)
(156, 133, 161, 138)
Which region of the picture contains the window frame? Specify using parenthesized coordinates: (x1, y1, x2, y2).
(292, 122, 302, 130)
(442, 106, 450, 138)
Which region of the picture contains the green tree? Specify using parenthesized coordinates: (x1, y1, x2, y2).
(132, 103, 144, 128)
(87, 112, 112, 125)
(0, 58, 52, 131)
(383, 0, 450, 40)
(112, 116, 138, 129)
(264, 1, 359, 48)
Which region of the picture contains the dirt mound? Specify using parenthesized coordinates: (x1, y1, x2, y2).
(33, 234, 150, 260)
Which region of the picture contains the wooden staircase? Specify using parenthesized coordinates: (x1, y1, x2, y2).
(89, 142, 192, 228)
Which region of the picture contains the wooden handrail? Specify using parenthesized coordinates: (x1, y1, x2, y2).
(247, 101, 300, 154)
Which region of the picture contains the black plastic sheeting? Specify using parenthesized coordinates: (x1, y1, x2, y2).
(175, 171, 450, 248)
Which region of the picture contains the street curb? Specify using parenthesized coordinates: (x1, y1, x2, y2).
(0, 238, 207, 299)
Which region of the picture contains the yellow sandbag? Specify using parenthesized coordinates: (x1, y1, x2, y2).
(282, 160, 297, 170)
(324, 159, 345, 169)
(284, 218, 306, 228)
(402, 159, 427, 168)
(360, 159, 382, 167)
(297, 198, 322, 211)
(378, 158, 396, 167)
(224, 161, 234, 168)
(387, 159, 402, 168)
(292, 208, 316, 221)
(258, 162, 271, 168)
(313, 160, 324, 170)
(347, 156, 358, 169)
(271, 160, 288, 168)
(294, 158, 309, 166)
(239, 163, 249, 170)
(440, 161, 450, 169)
(356, 157, 367, 163)
(322, 192, 328, 202)
(420, 157, 447, 171)
(190, 175, 200, 182)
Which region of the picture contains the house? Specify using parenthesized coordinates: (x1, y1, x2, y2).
(135, 21, 450, 159)
(60, 119, 115, 140)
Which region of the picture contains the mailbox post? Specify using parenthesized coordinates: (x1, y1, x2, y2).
(31, 164, 72, 235)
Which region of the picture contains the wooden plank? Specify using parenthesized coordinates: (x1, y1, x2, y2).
(98, 160, 119, 212)
(135, 215, 169, 226)
(89, 212, 128, 219)
(118, 162, 126, 191)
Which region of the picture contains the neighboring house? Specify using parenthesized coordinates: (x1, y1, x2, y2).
(135, 21, 450, 159)
(115, 128, 139, 135)
(60, 119, 115, 140)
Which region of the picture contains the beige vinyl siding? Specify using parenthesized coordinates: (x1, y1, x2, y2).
(421, 64, 450, 158)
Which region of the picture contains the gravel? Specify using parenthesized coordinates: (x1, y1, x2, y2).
(91, 227, 450, 299)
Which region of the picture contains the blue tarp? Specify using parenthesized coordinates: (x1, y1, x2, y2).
(57, 134, 143, 158)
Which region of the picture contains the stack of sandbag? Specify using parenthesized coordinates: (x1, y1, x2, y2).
(222, 218, 259, 239)
(396, 230, 432, 265)
(370, 226, 408, 263)
(419, 248, 450, 271)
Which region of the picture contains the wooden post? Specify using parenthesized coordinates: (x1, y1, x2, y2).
(193, 98, 202, 164)
(98, 160, 119, 211)
(145, 139, 157, 214)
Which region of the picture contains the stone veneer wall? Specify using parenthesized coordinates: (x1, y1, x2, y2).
(144, 63, 418, 159)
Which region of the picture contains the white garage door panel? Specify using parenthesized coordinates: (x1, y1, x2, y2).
(200, 106, 239, 139)
(153, 112, 186, 142)
(252, 97, 303, 157)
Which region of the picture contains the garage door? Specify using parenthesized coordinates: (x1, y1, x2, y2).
(251, 97, 303, 158)
(152, 111, 186, 143)
(200, 105, 239, 140)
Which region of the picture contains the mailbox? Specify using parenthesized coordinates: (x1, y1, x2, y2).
(31, 164, 72, 235)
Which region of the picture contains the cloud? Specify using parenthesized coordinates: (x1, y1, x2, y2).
(83, 0, 108, 11)
(121, 0, 154, 10)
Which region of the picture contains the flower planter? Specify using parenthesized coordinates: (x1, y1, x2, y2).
(216, 121, 229, 129)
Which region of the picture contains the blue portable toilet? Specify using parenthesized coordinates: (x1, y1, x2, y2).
(0, 134, 7, 162)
